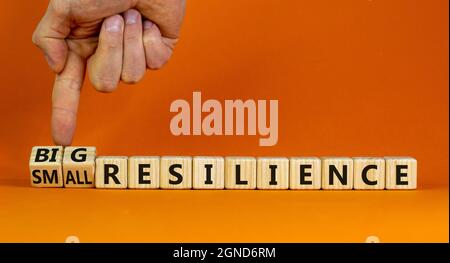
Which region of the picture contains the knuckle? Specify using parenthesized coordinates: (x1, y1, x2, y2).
(31, 31, 41, 47)
(102, 39, 122, 50)
(125, 33, 140, 42)
(55, 77, 82, 91)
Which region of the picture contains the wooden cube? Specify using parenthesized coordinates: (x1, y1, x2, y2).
(321, 157, 353, 190)
(193, 157, 224, 189)
(257, 157, 289, 189)
(289, 157, 321, 189)
(160, 156, 192, 189)
(29, 146, 64, 187)
(63, 147, 96, 188)
(353, 157, 385, 190)
(225, 157, 256, 189)
(385, 157, 417, 189)
(128, 156, 160, 189)
(95, 157, 128, 189)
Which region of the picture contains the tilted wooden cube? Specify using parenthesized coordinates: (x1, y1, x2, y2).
(353, 157, 385, 190)
(63, 147, 96, 188)
(128, 156, 160, 189)
(95, 156, 128, 189)
(160, 156, 192, 189)
(385, 157, 417, 189)
(257, 157, 289, 189)
(225, 157, 256, 189)
(193, 157, 224, 189)
(29, 146, 64, 187)
(321, 157, 353, 190)
(289, 157, 321, 190)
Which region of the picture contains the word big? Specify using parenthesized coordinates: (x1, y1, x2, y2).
(29, 146, 417, 190)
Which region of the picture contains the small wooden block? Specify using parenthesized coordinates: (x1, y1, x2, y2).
(95, 156, 128, 189)
(289, 157, 321, 189)
(128, 156, 160, 189)
(193, 157, 224, 189)
(321, 157, 353, 190)
(63, 147, 96, 188)
(225, 157, 256, 189)
(160, 156, 192, 189)
(353, 157, 385, 190)
(29, 146, 64, 187)
(257, 157, 289, 189)
(385, 157, 417, 189)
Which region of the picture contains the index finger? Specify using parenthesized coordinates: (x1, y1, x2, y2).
(51, 51, 85, 146)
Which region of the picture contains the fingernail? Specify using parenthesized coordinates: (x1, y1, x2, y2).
(125, 10, 138, 25)
(144, 20, 153, 29)
(106, 17, 123, 32)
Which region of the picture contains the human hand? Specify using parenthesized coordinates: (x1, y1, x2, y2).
(32, 0, 185, 146)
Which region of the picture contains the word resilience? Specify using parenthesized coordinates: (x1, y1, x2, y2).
(29, 146, 417, 190)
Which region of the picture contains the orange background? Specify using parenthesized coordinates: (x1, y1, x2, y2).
(0, 0, 448, 242)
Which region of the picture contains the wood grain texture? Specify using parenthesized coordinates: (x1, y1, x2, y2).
(160, 156, 192, 189)
(225, 157, 256, 189)
(257, 157, 289, 189)
(353, 157, 385, 190)
(29, 146, 64, 187)
(128, 156, 160, 189)
(289, 157, 321, 190)
(385, 157, 417, 190)
(95, 157, 128, 189)
(28, 145, 419, 191)
(63, 147, 96, 188)
(193, 156, 224, 189)
(321, 157, 353, 190)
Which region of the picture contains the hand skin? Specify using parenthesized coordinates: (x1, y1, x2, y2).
(32, 0, 186, 146)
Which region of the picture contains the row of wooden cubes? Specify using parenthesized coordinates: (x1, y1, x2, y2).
(29, 146, 417, 190)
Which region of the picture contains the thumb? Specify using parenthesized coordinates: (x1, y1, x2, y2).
(32, 1, 70, 73)
(51, 52, 85, 146)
